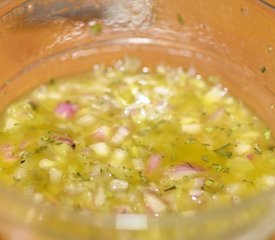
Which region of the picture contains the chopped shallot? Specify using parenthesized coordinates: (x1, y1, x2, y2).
(143, 192, 167, 213)
(189, 189, 204, 198)
(94, 186, 106, 207)
(0, 145, 18, 162)
(132, 158, 145, 171)
(111, 126, 130, 145)
(165, 163, 202, 180)
(110, 179, 128, 191)
(54, 136, 75, 148)
(49, 167, 63, 183)
(147, 154, 162, 173)
(90, 142, 110, 157)
(91, 125, 111, 142)
(55, 101, 78, 119)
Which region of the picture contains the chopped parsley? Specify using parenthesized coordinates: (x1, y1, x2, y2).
(214, 143, 232, 158)
(90, 22, 102, 35)
(264, 128, 271, 140)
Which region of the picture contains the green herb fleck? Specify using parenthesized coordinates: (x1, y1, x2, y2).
(242, 179, 254, 185)
(90, 22, 102, 35)
(34, 146, 48, 153)
(164, 185, 177, 192)
(201, 155, 209, 162)
(254, 144, 262, 155)
(214, 143, 232, 158)
(20, 151, 32, 159)
(264, 128, 271, 140)
(204, 179, 224, 192)
(211, 163, 223, 172)
(41, 136, 54, 144)
(260, 66, 268, 73)
(177, 14, 184, 25)
(211, 163, 229, 173)
(138, 171, 148, 184)
(205, 179, 215, 187)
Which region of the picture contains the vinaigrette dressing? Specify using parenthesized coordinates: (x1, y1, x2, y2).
(0, 59, 274, 215)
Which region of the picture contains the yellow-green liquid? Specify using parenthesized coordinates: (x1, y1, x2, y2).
(0, 60, 274, 215)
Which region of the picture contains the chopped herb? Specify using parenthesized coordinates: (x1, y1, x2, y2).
(41, 136, 54, 144)
(211, 163, 223, 172)
(138, 171, 148, 184)
(214, 143, 232, 158)
(90, 22, 102, 35)
(254, 144, 262, 155)
(204, 179, 215, 187)
(201, 155, 209, 162)
(20, 151, 32, 159)
(211, 163, 229, 173)
(260, 66, 268, 73)
(34, 146, 48, 153)
(177, 14, 184, 25)
(264, 128, 271, 140)
(164, 185, 177, 192)
(204, 179, 224, 192)
(242, 179, 254, 185)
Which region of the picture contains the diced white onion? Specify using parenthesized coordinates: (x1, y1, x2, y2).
(260, 175, 275, 188)
(153, 86, 170, 96)
(110, 149, 127, 167)
(143, 192, 167, 213)
(181, 123, 202, 134)
(13, 167, 27, 180)
(94, 186, 106, 207)
(89, 164, 102, 178)
(203, 86, 225, 104)
(116, 214, 147, 230)
(49, 167, 62, 183)
(189, 189, 204, 198)
(76, 114, 95, 125)
(39, 159, 57, 170)
(90, 142, 110, 157)
(234, 142, 251, 155)
(110, 179, 129, 191)
(64, 182, 85, 194)
(4, 118, 19, 130)
(111, 126, 130, 145)
(132, 158, 145, 170)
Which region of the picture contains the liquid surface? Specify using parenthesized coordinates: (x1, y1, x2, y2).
(0, 59, 274, 215)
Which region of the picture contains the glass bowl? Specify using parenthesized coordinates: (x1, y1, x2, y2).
(0, 0, 274, 239)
